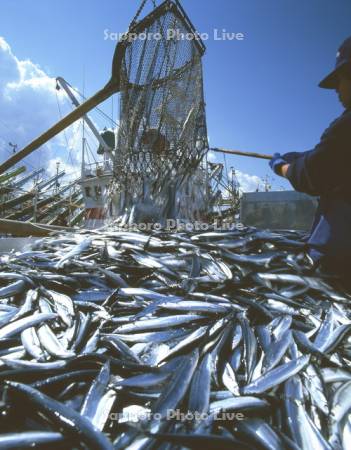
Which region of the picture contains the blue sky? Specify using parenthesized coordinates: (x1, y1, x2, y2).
(0, 0, 350, 190)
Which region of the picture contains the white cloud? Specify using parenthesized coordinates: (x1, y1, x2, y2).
(235, 170, 262, 192)
(46, 156, 80, 182)
(0, 37, 95, 180)
(206, 149, 262, 194)
(205, 150, 261, 192)
(207, 150, 216, 162)
(215, 164, 262, 194)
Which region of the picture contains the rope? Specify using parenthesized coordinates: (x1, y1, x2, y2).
(67, 121, 81, 169)
(130, 0, 157, 28)
(129, 0, 149, 28)
(55, 91, 85, 178)
(55, 90, 70, 151)
(68, 85, 119, 128)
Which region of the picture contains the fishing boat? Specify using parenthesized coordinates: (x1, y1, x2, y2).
(0, 0, 224, 234)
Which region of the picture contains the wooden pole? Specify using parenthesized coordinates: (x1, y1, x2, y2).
(0, 218, 76, 237)
(211, 148, 272, 160)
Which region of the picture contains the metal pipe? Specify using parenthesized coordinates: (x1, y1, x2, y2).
(12, 168, 44, 189)
(36, 171, 65, 191)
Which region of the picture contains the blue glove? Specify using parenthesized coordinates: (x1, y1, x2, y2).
(282, 151, 301, 163)
(269, 153, 287, 175)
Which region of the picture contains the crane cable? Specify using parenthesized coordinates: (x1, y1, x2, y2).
(67, 84, 119, 128)
(55, 89, 71, 152)
(55, 90, 98, 172)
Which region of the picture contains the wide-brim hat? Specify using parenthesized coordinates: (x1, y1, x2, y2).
(319, 36, 351, 89)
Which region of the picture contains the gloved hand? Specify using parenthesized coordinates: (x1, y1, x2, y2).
(269, 153, 287, 175)
(282, 151, 301, 163)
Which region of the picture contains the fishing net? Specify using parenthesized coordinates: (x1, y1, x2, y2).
(110, 0, 209, 224)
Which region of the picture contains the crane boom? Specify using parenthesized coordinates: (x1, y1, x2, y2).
(55, 77, 112, 153)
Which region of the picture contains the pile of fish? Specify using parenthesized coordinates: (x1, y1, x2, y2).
(0, 226, 350, 449)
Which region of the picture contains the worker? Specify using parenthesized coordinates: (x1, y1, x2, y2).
(269, 36, 351, 276)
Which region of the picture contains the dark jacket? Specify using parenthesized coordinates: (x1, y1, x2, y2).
(286, 107, 351, 269)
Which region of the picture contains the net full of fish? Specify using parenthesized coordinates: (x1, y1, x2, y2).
(0, 226, 350, 449)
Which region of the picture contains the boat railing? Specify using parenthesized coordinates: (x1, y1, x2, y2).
(82, 160, 113, 178)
